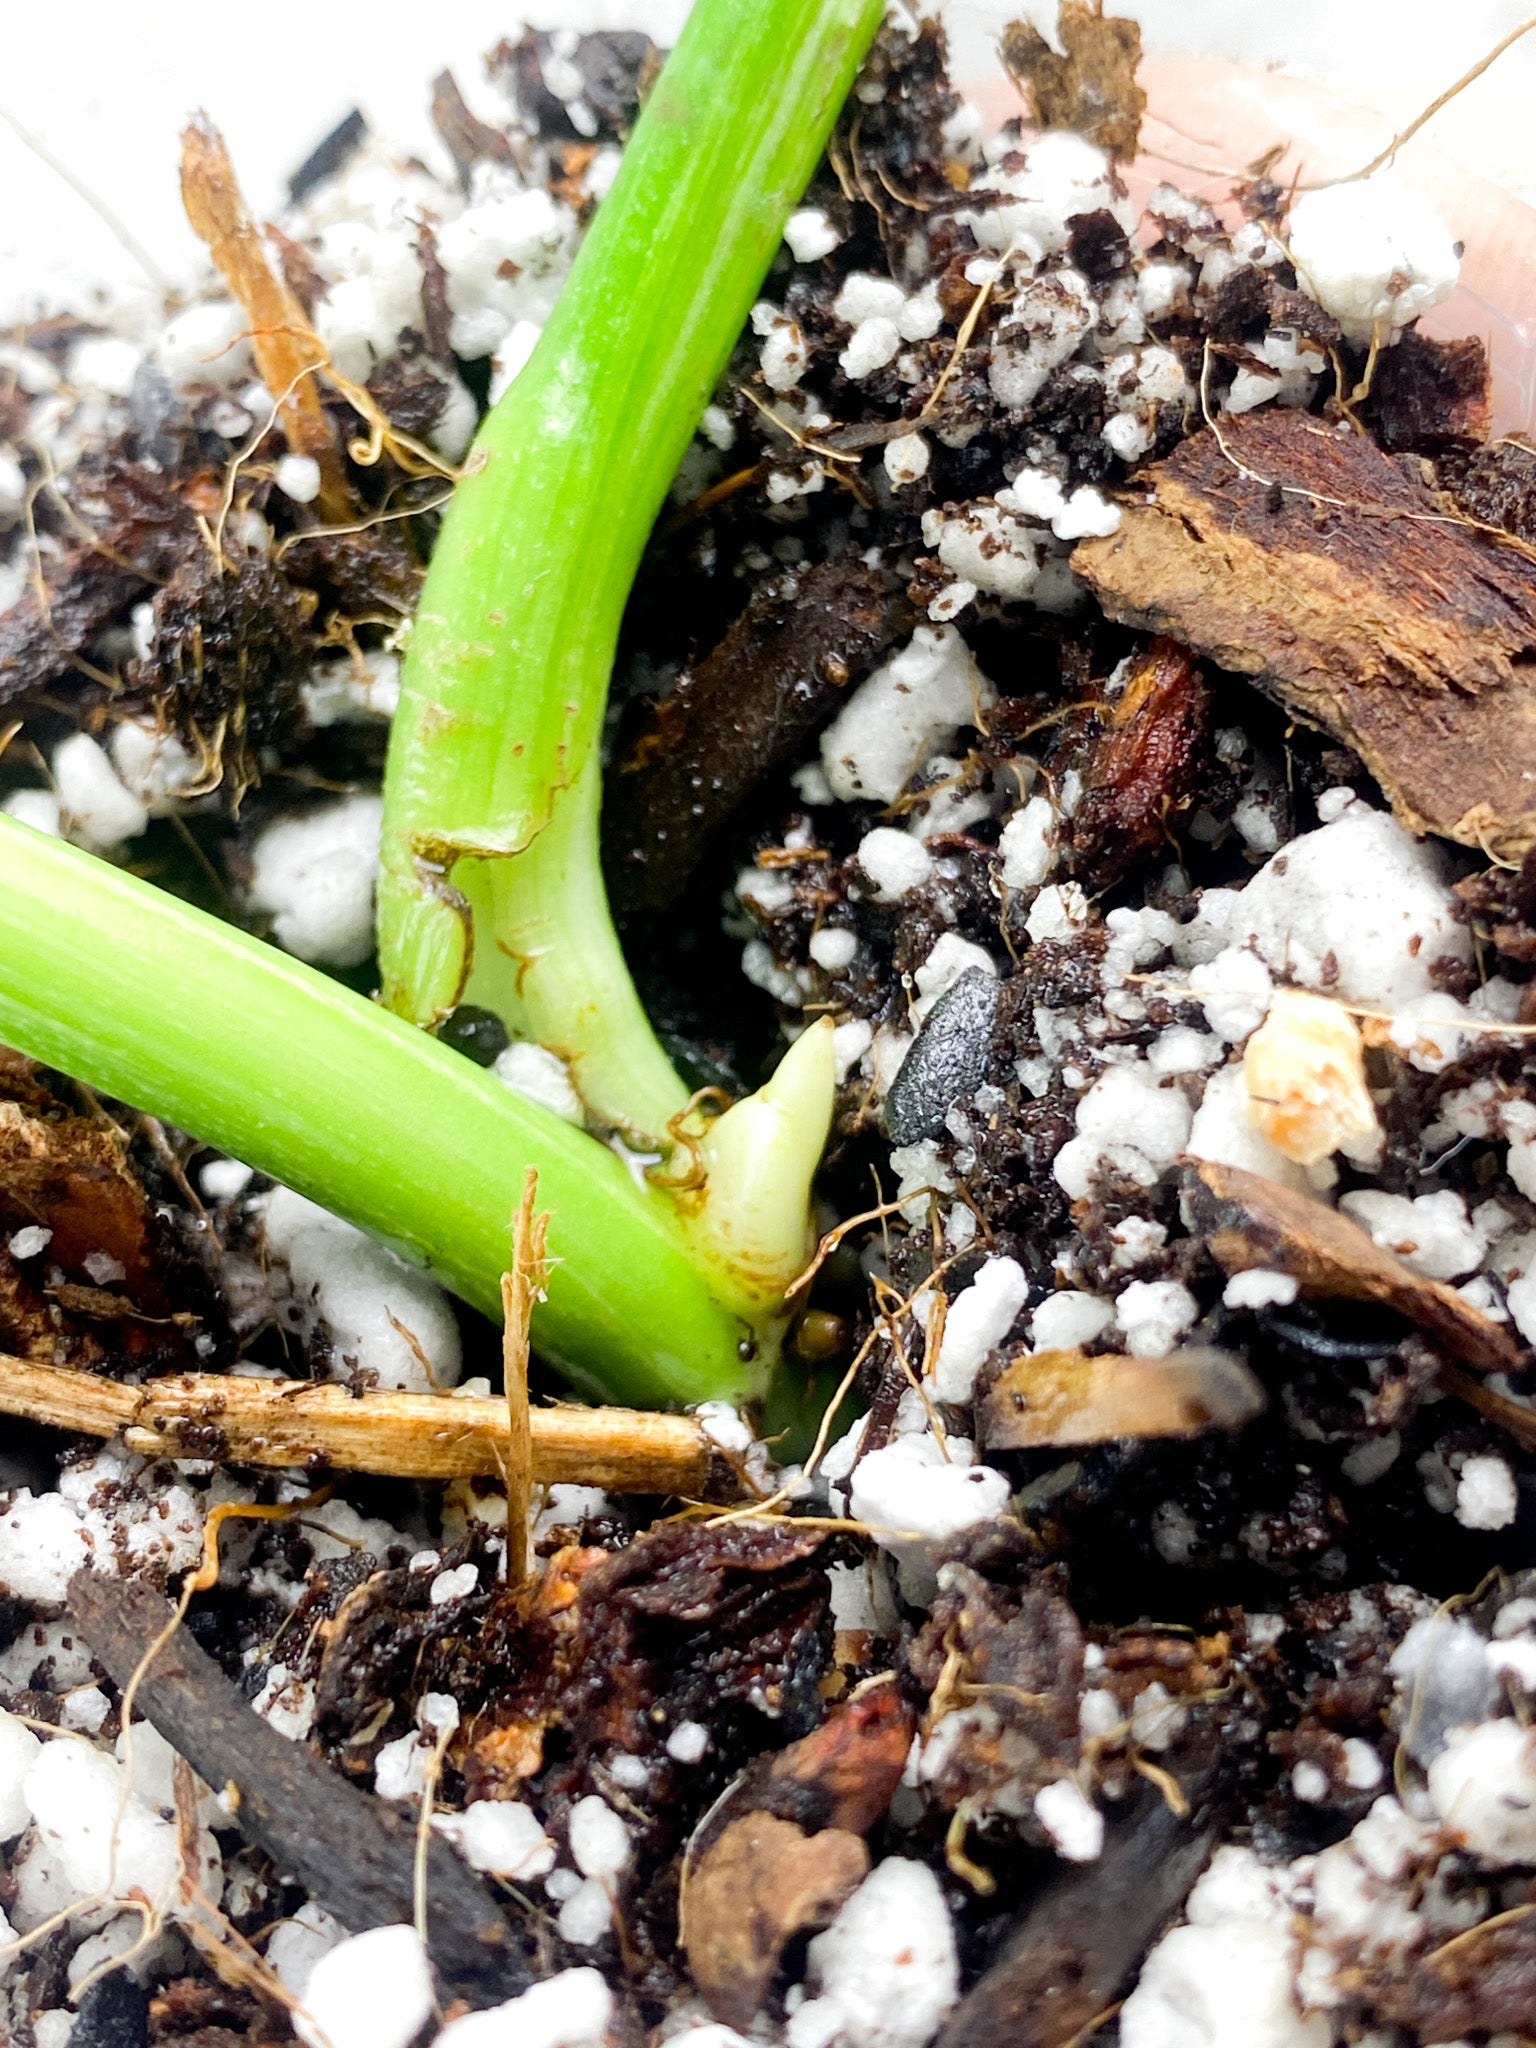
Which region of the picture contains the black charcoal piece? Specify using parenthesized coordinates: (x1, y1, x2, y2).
(69, 1971, 148, 2048)
(438, 1003, 511, 1067)
(884, 967, 997, 1147)
(287, 108, 369, 204)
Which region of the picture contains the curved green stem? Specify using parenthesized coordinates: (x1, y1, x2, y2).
(378, 0, 885, 1140)
(455, 756, 687, 1143)
(0, 817, 755, 1409)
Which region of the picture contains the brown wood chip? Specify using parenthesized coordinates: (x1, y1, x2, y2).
(602, 552, 908, 918)
(683, 1813, 869, 2028)
(1001, 3, 1146, 160)
(1072, 410, 1536, 858)
(979, 1346, 1264, 1451)
(1187, 1159, 1523, 1375)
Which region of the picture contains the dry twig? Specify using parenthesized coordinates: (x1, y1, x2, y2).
(70, 1570, 528, 2004)
(501, 1167, 552, 1577)
(0, 1351, 715, 1495)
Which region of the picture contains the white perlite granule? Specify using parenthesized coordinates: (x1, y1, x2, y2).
(783, 209, 842, 263)
(557, 1875, 613, 1946)
(433, 1800, 555, 1880)
(1053, 1060, 1192, 1205)
(1114, 1280, 1199, 1360)
(925, 1257, 1028, 1405)
(567, 1794, 630, 1880)
(1030, 1290, 1113, 1353)
(247, 795, 384, 968)
(1427, 1719, 1536, 1864)
(666, 1720, 710, 1764)
(0, 1708, 41, 1837)
(788, 1858, 959, 2048)
(262, 1185, 462, 1393)
(1288, 175, 1459, 341)
(821, 628, 996, 804)
(1181, 803, 1468, 1012)
(884, 432, 930, 487)
(1453, 1455, 1519, 1531)
(997, 794, 1056, 892)
(432, 1966, 613, 2048)
(1222, 1270, 1299, 1311)
(295, 1924, 434, 2048)
(493, 1041, 585, 1124)
(855, 827, 934, 902)
(266, 1902, 344, 2000)
(1033, 1777, 1104, 1862)
(52, 732, 148, 853)
(1120, 1847, 1328, 2048)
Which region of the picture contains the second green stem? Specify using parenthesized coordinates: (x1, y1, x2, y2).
(377, 0, 885, 1142)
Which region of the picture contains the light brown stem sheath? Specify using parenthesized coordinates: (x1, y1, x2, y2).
(179, 112, 352, 519)
(0, 1354, 713, 1496)
(501, 1168, 550, 1577)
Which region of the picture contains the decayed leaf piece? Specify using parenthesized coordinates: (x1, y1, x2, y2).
(1001, 3, 1146, 159)
(1069, 637, 1211, 889)
(1187, 1160, 1522, 1374)
(979, 1346, 1264, 1451)
(1072, 411, 1536, 858)
(465, 1545, 602, 1797)
(1370, 330, 1491, 453)
(562, 1521, 833, 1759)
(680, 1679, 914, 2023)
(0, 1055, 201, 1369)
(684, 1813, 869, 2027)
(1242, 989, 1380, 1166)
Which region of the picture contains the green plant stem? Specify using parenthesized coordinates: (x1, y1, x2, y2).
(0, 817, 756, 1410)
(456, 755, 687, 1142)
(378, 0, 885, 1141)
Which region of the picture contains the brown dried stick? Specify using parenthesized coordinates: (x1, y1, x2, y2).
(602, 552, 906, 918)
(0, 1353, 713, 1495)
(501, 1167, 551, 1575)
(69, 1570, 528, 2004)
(179, 113, 352, 519)
(935, 1772, 1223, 2048)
